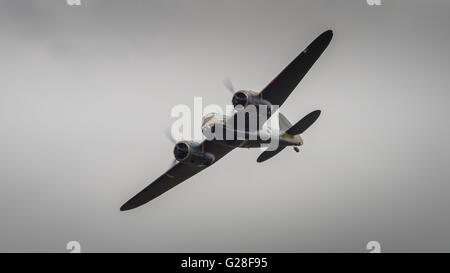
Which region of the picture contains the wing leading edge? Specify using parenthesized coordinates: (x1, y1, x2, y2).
(120, 140, 236, 211)
(260, 30, 333, 108)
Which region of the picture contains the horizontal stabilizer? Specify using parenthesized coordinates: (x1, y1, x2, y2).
(257, 146, 286, 163)
(286, 110, 321, 135)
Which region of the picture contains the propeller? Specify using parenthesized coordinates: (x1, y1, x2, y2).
(222, 77, 242, 115)
(223, 77, 235, 94)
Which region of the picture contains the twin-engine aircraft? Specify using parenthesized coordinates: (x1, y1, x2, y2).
(120, 30, 333, 211)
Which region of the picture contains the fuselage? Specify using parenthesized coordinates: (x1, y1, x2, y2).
(201, 113, 303, 149)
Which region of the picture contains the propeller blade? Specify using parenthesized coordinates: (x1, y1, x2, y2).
(223, 77, 235, 94)
(286, 110, 321, 135)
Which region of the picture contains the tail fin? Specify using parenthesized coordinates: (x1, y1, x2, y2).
(278, 113, 292, 133)
(286, 110, 321, 135)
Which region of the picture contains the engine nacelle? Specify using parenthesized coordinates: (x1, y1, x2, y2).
(173, 141, 215, 167)
(232, 90, 272, 115)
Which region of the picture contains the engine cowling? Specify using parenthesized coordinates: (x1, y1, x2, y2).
(232, 90, 272, 114)
(173, 141, 215, 167)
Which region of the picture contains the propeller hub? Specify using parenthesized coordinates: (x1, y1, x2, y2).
(173, 142, 190, 161)
(232, 91, 248, 108)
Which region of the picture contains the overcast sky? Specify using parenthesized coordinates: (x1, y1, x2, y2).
(0, 0, 449, 252)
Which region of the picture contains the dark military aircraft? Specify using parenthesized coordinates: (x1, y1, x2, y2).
(120, 30, 333, 211)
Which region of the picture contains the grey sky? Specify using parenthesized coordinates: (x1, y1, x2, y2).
(0, 0, 449, 252)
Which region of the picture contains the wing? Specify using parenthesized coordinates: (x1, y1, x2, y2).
(120, 140, 235, 211)
(260, 30, 333, 108)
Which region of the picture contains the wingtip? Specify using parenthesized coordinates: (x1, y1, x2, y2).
(309, 110, 322, 122)
(256, 153, 269, 163)
(311, 30, 333, 50)
(120, 202, 133, 211)
(322, 29, 333, 40)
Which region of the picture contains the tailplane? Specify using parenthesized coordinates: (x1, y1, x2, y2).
(257, 146, 286, 163)
(257, 110, 321, 163)
(286, 110, 321, 135)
